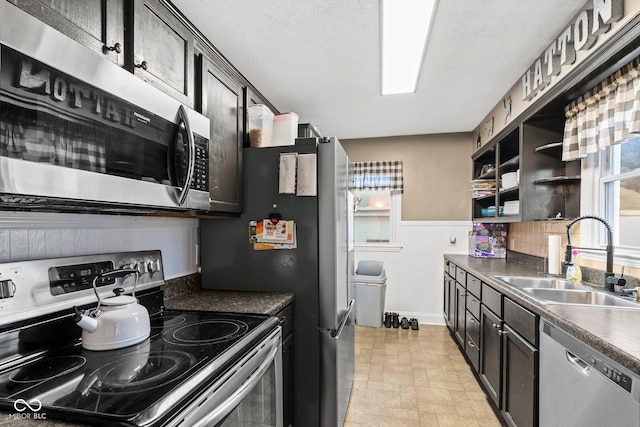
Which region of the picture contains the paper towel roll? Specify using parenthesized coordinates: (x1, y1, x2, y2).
(548, 235, 562, 275)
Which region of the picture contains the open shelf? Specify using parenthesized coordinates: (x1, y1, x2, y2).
(534, 142, 563, 153)
(499, 155, 520, 172)
(534, 176, 581, 185)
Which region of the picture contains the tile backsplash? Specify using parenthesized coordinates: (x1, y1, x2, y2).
(507, 221, 577, 258)
(508, 221, 640, 285)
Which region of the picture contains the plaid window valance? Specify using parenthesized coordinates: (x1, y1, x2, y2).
(353, 161, 403, 193)
(562, 56, 640, 161)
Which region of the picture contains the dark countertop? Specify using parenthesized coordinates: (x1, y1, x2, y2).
(164, 289, 295, 316)
(445, 254, 640, 375)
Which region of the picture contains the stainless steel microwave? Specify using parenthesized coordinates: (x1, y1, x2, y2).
(0, 2, 211, 213)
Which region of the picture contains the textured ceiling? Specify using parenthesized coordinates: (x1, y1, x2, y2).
(172, 0, 586, 139)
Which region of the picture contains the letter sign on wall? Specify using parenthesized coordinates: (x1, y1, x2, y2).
(521, 0, 623, 101)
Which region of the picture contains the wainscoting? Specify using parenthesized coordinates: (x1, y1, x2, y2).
(354, 221, 471, 325)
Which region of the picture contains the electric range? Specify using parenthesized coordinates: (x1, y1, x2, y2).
(0, 251, 281, 426)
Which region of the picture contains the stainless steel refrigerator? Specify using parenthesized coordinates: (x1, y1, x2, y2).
(199, 137, 355, 427)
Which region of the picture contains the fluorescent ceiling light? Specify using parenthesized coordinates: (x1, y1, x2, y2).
(381, 0, 437, 95)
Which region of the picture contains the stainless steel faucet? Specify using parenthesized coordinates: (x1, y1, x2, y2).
(565, 215, 624, 292)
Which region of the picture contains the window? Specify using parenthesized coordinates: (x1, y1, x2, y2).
(352, 161, 403, 249)
(602, 137, 640, 249)
(353, 189, 401, 245)
(582, 137, 640, 264)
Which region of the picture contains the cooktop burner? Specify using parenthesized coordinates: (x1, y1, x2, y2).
(9, 356, 86, 384)
(84, 351, 196, 395)
(164, 319, 250, 346)
(0, 309, 274, 424)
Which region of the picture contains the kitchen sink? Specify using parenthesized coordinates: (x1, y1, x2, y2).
(494, 276, 640, 309)
(494, 276, 587, 290)
(524, 288, 640, 308)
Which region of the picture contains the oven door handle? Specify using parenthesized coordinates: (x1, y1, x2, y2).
(176, 105, 196, 206)
(194, 339, 280, 427)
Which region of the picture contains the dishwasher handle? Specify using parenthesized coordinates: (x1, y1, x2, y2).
(566, 350, 591, 376)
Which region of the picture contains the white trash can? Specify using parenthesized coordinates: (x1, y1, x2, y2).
(353, 261, 387, 328)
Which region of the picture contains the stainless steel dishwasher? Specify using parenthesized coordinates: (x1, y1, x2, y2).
(540, 320, 640, 427)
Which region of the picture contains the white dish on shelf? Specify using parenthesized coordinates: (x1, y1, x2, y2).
(501, 172, 518, 189)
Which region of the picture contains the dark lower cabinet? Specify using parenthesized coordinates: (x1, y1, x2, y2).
(443, 274, 454, 329)
(454, 283, 466, 346)
(502, 323, 538, 427)
(464, 314, 480, 371)
(276, 304, 294, 427)
(479, 305, 502, 407)
(443, 258, 539, 427)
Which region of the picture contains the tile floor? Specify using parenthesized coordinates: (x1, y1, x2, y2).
(345, 324, 503, 427)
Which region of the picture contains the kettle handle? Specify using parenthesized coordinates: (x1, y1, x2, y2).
(92, 268, 138, 312)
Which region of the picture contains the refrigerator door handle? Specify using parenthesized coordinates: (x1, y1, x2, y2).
(331, 299, 355, 339)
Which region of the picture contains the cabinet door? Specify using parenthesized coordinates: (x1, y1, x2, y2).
(454, 283, 466, 346)
(465, 312, 480, 372)
(448, 277, 456, 331)
(502, 324, 538, 427)
(13, 0, 125, 65)
(443, 274, 451, 328)
(130, 0, 194, 105)
(480, 305, 502, 407)
(200, 54, 244, 213)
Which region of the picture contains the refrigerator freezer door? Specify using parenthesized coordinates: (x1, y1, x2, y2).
(320, 300, 355, 427)
(318, 137, 352, 330)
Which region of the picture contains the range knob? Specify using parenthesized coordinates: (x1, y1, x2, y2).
(0, 280, 16, 299)
(135, 262, 148, 274)
(147, 259, 160, 274)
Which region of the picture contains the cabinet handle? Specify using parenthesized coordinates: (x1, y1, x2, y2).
(469, 318, 476, 324)
(105, 42, 122, 54)
(470, 298, 477, 302)
(492, 323, 501, 329)
(497, 329, 508, 335)
(467, 340, 476, 348)
(135, 60, 149, 71)
(459, 292, 467, 297)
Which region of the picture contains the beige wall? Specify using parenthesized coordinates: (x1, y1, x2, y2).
(341, 133, 472, 221)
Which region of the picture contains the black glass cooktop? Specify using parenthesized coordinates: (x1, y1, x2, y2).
(0, 310, 274, 425)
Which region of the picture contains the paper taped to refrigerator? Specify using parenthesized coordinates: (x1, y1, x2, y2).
(296, 153, 317, 196)
(278, 153, 297, 194)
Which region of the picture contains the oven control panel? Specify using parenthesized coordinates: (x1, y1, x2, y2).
(0, 250, 165, 327)
(49, 261, 116, 295)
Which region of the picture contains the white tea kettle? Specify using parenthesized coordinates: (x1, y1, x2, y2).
(73, 268, 151, 351)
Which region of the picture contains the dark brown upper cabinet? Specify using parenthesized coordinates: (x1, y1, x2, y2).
(10, 0, 125, 66)
(127, 0, 194, 106)
(197, 49, 244, 213)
